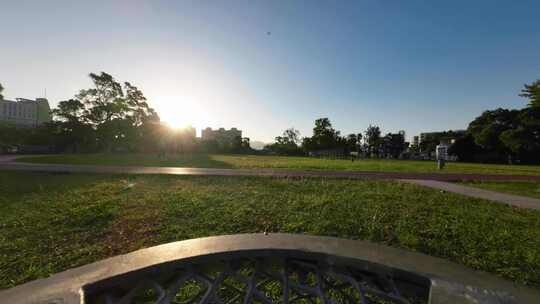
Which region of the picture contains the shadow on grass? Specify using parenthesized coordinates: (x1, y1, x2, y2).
(15, 153, 235, 169)
(0, 170, 116, 199)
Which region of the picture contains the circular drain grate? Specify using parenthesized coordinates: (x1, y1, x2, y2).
(84, 252, 430, 304)
(4, 234, 535, 304)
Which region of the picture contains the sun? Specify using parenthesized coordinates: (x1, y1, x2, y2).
(157, 99, 206, 130)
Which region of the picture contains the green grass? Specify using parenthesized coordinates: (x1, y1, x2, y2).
(460, 181, 540, 199)
(16, 153, 540, 175)
(1, 171, 539, 290)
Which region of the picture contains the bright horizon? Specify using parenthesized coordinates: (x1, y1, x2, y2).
(1, 1, 539, 143)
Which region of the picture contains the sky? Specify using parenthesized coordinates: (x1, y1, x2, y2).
(1, 0, 539, 143)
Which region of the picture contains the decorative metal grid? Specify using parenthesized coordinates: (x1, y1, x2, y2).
(84, 255, 429, 304)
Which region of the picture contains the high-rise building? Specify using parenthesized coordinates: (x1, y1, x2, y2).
(0, 98, 52, 127)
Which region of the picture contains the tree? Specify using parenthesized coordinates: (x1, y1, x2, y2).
(52, 99, 86, 123)
(77, 72, 126, 125)
(0, 122, 25, 147)
(459, 79, 540, 164)
(124, 81, 159, 126)
(499, 127, 529, 156)
(52, 99, 95, 152)
(520, 80, 540, 108)
(357, 133, 363, 145)
(499, 107, 540, 163)
(0, 83, 4, 99)
(302, 118, 345, 151)
(409, 137, 420, 153)
(265, 128, 302, 155)
(74, 72, 159, 152)
(345, 133, 362, 152)
(283, 128, 301, 145)
(231, 135, 243, 151)
(364, 125, 381, 157)
(313, 118, 334, 137)
(468, 108, 520, 160)
(448, 134, 482, 162)
(381, 132, 406, 158)
(241, 137, 251, 149)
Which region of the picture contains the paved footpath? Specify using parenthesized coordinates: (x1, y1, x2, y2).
(3, 161, 540, 181)
(401, 179, 540, 211)
(2, 158, 540, 210)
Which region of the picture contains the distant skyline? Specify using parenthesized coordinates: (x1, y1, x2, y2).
(1, 0, 539, 142)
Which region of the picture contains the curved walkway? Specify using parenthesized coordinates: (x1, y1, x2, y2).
(2, 158, 540, 210)
(401, 179, 540, 211)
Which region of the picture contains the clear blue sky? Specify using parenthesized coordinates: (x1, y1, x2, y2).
(1, 0, 539, 143)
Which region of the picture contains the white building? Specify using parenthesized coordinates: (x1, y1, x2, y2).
(0, 98, 52, 127)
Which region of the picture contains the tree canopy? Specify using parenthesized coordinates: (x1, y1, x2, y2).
(364, 125, 381, 156)
(266, 119, 407, 158)
(264, 128, 302, 155)
(520, 79, 540, 108)
(302, 118, 345, 151)
(50, 72, 160, 152)
(461, 80, 540, 163)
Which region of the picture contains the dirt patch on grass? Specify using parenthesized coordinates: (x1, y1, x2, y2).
(103, 208, 162, 255)
(102, 181, 166, 255)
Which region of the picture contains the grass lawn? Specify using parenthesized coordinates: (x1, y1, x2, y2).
(1, 171, 539, 290)
(16, 153, 540, 175)
(460, 181, 540, 199)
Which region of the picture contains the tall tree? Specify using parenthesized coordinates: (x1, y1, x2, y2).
(381, 131, 406, 158)
(283, 128, 301, 145)
(356, 133, 363, 145)
(0, 83, 4, 99)
(76, 72, 159, 151)
(52, 99, 94, 152)
(448, 134, 483, 162)
(124, 81, 159, 126)
(499, 107, 540, 163)
(346, 134, 360, 152)
(463, 79, 540, 163)
(520, 80, 540, 108)
(77, 72, 127, 125)
(52, 99, 86, 123)
(303, 118, 344, 151)
(265, 128, 302, 155)
(468, 108, 520, 155)
(364, 125, 381, 157)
